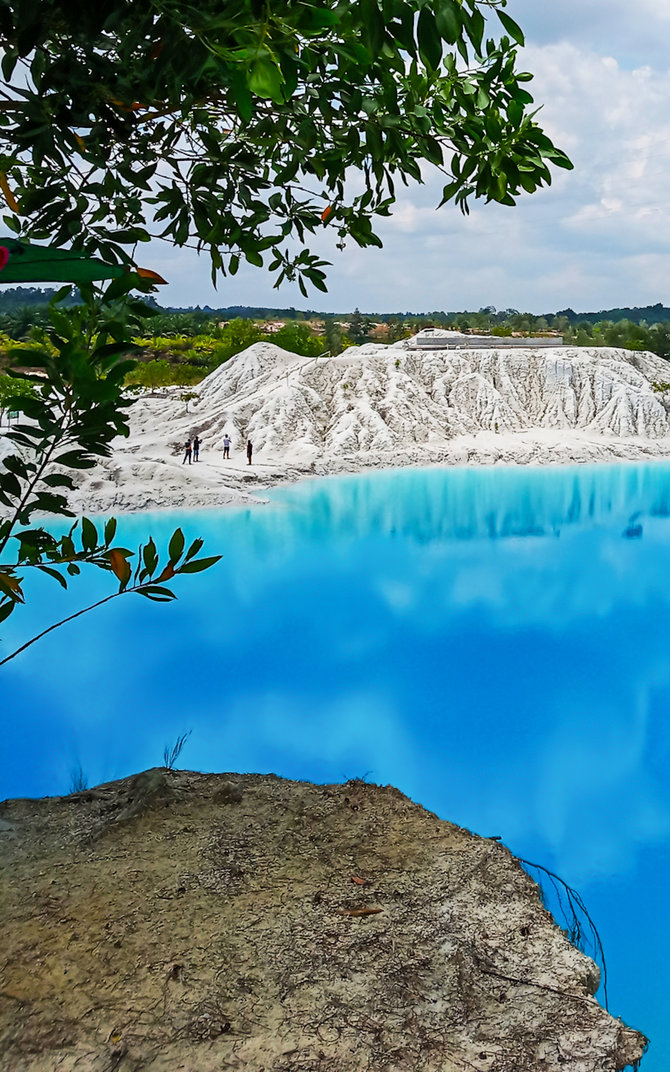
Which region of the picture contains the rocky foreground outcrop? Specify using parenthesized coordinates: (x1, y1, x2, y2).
(0, 771, 646, 1071)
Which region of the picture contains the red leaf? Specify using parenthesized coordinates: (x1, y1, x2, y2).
(109, 549, 131, 584)
(136, 267, 168, 284)
(0, 173, 19, 213)
(156, 563, 175, 583)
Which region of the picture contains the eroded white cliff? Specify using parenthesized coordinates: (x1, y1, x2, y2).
(56, 340, 670, 513)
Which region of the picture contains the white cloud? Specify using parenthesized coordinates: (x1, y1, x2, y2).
(509, 0, 670, 68)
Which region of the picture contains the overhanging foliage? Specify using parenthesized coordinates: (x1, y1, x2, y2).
(0, 0, 571, 294)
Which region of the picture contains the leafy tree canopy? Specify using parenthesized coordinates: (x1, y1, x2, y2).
(0, 0, 570, 295)
(0, 285, 77, 310)
(348, 308, 372, 344)
(553, 303, 670, 326)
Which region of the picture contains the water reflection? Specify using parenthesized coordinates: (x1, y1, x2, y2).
(267, 462, 670, 543)
(623, 512, 644, 539)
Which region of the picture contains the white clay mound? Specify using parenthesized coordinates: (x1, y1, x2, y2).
(141, 340, 670, 453)
(39, 339, 670, 513)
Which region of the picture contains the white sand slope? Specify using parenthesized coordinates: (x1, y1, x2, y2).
(56, 340, 670, 513)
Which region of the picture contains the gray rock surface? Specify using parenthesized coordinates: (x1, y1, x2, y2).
(0, 771, 646, 1071)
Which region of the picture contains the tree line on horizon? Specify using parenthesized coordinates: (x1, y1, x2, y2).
(2, 294, 670, 392)
(1, 286, 670, 326)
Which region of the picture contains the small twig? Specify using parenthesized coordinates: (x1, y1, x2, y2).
(0, 579, 164, 668)
(517, 856, 608, 1009)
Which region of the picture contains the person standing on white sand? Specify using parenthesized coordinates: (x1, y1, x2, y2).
(223, 434, 231, 459)
(247, 439, 253, 465)
(193, 435, 201, 461)
(182, 438, 192, 465)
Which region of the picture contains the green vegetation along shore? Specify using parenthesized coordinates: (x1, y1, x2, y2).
(1, 289, 669, 391)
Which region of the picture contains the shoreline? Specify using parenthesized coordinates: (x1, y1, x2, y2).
(62, 430, 670, 517)
(7, 340, 670, 518)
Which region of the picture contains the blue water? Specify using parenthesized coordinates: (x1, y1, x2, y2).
(2, 461, 669, 1067)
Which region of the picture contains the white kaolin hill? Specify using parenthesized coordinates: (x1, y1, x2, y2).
(61, 340, 670, 513)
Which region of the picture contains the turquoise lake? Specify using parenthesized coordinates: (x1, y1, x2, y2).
(2, 461, 670, 1068)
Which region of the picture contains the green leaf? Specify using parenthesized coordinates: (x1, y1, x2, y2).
(549, 150, 574, 171)
(102, 273, 137, 303)
(142, 537, 159, 575)
(362, 0, 385, 55)
(438, 180, 461, 207)
(92, 342, 136, 360)
(136, 585, 177, 601)
(0, 472, 22, 499)
(31, 491, 73, 515)
(104, 518, 117, 545)
(108, 228, 150, 243)
(302, 4, 339, 29)
(1, 49, 18, 81)
(0, 452, 26, 478)
(184, 537, 204, 561)
(176, 555, 222, 574)
(0, 600, 15, 624)
(53, 451, 97, 469)
(41, 473, 74, 489)
(417, 8, 442, 70)
(497, 10, 525, 46)
(50, 284, 75, 305)
(307, 273, 328, 294)
(168, 528, 185, 564)
(37, 565, 68, 589)
(81, 516, 97, 552)
(61, 533, 76, 559)
(507, 100, 524, 127)
(465, 8, 485, 53)
(6, 348, 51, 367)
(247, 54, 285, 102)
(434, 0, 461, 44)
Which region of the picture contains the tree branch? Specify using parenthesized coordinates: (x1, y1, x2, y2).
(0, 581, 151, 668)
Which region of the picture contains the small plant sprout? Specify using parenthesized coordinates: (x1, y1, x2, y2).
(163, 730, 192, 770)
(69, 762, 88, 794)
(344, 770, 375, 785)
(180, 390, 199, 413)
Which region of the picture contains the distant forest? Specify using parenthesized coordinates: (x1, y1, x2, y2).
(1, 289, 670, 389)
(551, 303, 670, 325)
(0, 287, 669, 325)
(0, 286, 79, 309)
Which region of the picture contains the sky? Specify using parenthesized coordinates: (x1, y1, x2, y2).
(147, 4, 670, 313)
